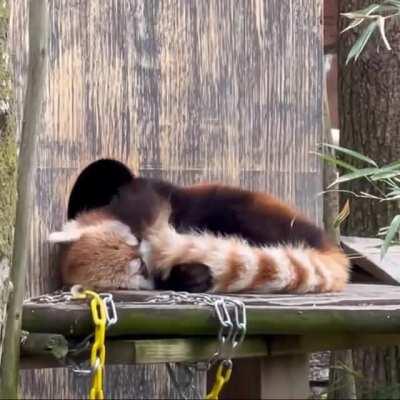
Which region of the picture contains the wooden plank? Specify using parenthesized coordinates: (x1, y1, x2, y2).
(21, 334, 68, 360)
(20, 333, 400, 369)
(21, 337, 268, 369)
(27, 283, 400, 308)
(22, 284, 400, 337)
(22, 303, 400, 336)
(342, 236, 400, 284)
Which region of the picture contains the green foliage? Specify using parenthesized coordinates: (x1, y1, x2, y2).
(0, 0, 16, 261)
(0, 133, 17, 260)
(342, 0, 400, 63)
(320, 144, 400, 258)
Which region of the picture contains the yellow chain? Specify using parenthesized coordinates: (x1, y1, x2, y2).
(72, 288, 107, 400)
(205, 360, 232, 400)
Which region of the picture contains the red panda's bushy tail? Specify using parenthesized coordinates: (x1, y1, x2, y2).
(141, 204, 350, 294)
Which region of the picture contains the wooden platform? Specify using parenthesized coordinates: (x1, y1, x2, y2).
(23, 284, 400, 336)
(21, 284, 400, 366)
(21, 284, 400, 399)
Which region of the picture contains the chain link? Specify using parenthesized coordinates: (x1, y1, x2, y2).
(68, 285, 118, 399)
(100, 293, 118, 328)
(27, 290, 73, 304)
(146, 292, 247, 399)
(29, 289, 245, 400)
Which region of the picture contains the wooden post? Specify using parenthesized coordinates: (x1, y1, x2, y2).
(0, 0, 48, 397)
(212, 355, 310, 400)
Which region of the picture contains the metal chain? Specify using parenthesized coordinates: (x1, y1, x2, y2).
(27, 290, 73, 304)
(147, 292, 247, 365)
(146, 292, 247, 399)
(68, 288, 118, 382)
(28, 289, 245, 400)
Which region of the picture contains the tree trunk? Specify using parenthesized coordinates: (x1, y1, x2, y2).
(0, 0, 17, 387)
(339, 0, 400, 236)
(338, 0, 400, 398)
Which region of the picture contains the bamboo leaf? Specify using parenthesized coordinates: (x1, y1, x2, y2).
(334, 200, 350, 228)
(341, 18, 365, 34)
(357, 3, 383, 14)
(384, 195, 400, 201)
(342, 4, 381, 18)
(314, 152, 357, 172)
(328, 168, 379, 188)
(369, 162, 400, 180)
(322, 144, 378, 166)
(387, 189, 400, 197)
(377, 16, 392, 50)
(371, 171, 400, 181)
(381, 215, 400, 258)
(359, 191, 385, 200)
(381, 159, 400, 169)
(383, 0, 400, 8)
(346, 21, 379, 64)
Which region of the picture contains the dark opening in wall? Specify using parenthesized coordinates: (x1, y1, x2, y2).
(67, 159, 134, 219)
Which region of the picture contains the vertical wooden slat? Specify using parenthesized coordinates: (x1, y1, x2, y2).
(9, 0, 323, 398)
(214, 355, 310, 400)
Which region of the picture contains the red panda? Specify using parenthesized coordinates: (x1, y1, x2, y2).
(49, 178, 350, 293)
(48, 208, 153, 290)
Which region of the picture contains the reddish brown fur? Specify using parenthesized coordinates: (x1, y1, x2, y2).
(284, 249, 309, 291)
(51, 177, 350, 293)
(250, 251, 278, 289)
(60, 230, 139, 288)
(219, 248, 246, 290)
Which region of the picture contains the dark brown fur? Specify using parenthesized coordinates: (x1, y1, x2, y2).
(103, 177, 337, 292)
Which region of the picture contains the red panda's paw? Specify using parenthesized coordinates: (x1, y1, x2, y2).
(155, 263, 213, 293)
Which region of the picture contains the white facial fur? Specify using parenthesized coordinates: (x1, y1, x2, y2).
(48, 219, 139, 246)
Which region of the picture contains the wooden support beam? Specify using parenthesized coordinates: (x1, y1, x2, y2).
(21, 333, 68, 359)
(22, 301, 400, 338)
(19, 333, 400, 369)
(20, 333, 68, 370)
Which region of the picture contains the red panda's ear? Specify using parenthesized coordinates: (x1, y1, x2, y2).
(48, 220, 82, 243)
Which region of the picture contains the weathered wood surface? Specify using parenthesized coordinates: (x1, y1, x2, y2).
(10, 0, 323, 398)
(215, 355, 310, 400)
(20, 333, 400, 369)
(342, 236, 400, 285)
(9, 0, 324, 297)
(23, 285, 400, 337)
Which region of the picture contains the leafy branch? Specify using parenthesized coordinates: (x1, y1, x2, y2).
(317, 144, 400, 258)
(342, 0, 400, 63)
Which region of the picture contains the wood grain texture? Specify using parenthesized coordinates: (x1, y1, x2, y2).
(341, 236, 400, 285)
(213, 355, 310, 400)
(20, 333, 400, 369)
(23, 284, 400, 338)
(10, 0, 323, 398)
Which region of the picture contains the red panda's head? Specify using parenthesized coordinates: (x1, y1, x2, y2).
(48, 209, 153, 291)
